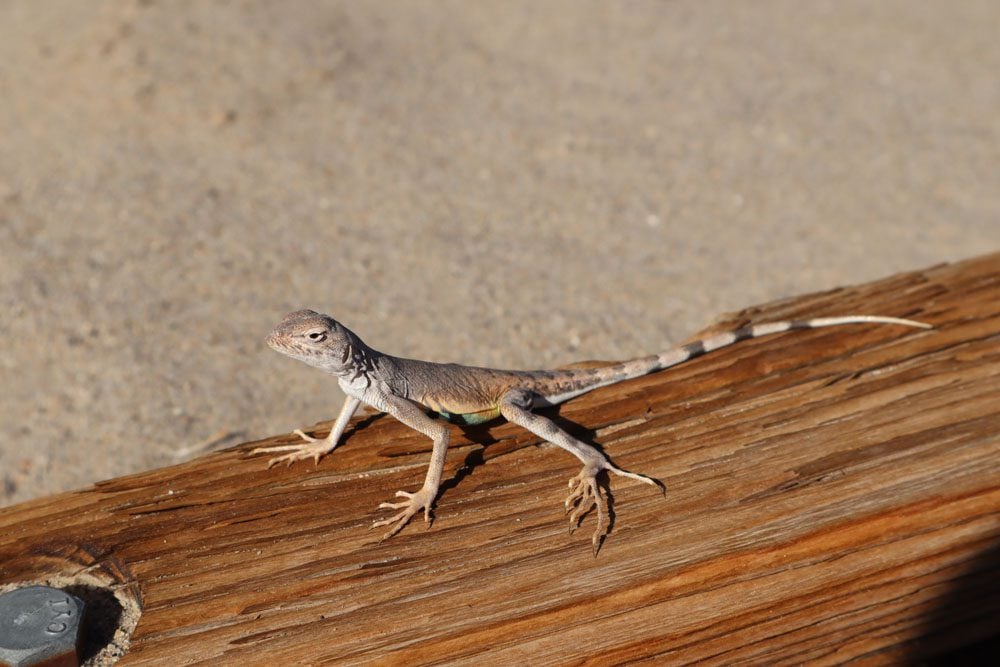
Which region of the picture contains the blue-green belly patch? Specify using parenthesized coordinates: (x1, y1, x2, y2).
(436, 407, 501, 425)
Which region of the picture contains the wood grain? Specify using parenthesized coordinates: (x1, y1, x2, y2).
(1, 254, 998, 665)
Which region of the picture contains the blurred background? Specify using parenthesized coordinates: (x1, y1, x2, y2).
(1, 0, 997, 506)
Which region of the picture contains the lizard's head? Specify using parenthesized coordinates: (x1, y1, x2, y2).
(266, 309, 357, 373)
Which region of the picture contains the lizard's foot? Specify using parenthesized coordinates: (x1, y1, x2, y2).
(372, 487, 436, 541)
(250, 429, 333, 468)
(565, 460, 663, 555)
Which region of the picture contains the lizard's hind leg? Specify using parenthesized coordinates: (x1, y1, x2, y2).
(499, 390, 662, 554)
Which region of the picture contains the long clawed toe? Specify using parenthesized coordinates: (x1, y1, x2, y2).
(256, 446, 326, 468)
(250, 430, 331, 468)
(372, 489, 434, 541)
(607, 463, 666, 496)
(565, 470, 609, 554)
(292, 428, 321, 443)
(564, 462, 664, 555)
(565, 468, 611, 554)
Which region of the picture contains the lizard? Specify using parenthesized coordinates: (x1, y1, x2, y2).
(252, 309, 930, 552)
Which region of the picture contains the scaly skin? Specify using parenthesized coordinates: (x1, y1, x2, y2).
(252, 309, 930, 553)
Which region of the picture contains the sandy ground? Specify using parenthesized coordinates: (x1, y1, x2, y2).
(1, 1, 997, 507)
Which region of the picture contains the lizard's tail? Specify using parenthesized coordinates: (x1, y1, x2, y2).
(655, 315, 931, 370)
(535, 315, 930, 406)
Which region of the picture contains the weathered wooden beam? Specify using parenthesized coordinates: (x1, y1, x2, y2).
(2, 254, 998, 665)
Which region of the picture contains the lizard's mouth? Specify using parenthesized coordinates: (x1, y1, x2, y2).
(264, 335, 315, 361)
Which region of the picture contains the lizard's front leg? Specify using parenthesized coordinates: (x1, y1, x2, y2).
(500, 389, 662, 554)
(370, 394, 451, 541)
(252, 396, 361, 467)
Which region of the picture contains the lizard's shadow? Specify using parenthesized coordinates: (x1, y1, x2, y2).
(437, 421, 497, 496)
(347, 411, 385, 437)
(355, 407, 635, 545)
(436, 408, 622, 539)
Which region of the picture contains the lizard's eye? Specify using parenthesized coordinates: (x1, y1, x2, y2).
(306, 331, 327, 342)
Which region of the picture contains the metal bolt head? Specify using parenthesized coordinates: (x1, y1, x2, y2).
(0, 586, 85, 667)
